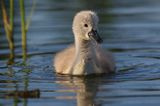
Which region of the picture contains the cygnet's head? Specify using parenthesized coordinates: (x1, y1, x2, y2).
(72, 10, 103, 43)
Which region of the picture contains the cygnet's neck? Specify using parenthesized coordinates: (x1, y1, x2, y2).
(74, 35, 96, 57)
(67, 34, 97, 74)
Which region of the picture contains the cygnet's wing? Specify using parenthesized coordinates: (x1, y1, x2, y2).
(96, 46, 115, 73)
(54, 45, 75, 74)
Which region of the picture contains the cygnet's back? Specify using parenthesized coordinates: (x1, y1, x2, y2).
(54, 10, 115, 75)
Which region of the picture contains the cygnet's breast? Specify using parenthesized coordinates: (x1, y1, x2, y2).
(72, 46, 102, 75)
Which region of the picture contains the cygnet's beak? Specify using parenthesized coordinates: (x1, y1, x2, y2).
(88, 29, 103, 43)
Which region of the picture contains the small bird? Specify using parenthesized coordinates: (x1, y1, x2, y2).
(54, 10, 115, 75)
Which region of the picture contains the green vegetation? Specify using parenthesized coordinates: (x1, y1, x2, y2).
(1, 0, 15, 64)
(1, 0, 36, 65)
(19, 0, 27, 62)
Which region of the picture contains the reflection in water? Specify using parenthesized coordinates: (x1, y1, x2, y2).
(56, 76, 104, 106)
(1, 66, 40, 106)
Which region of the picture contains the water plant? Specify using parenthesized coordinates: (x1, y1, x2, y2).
(1, 0, 15, 64)
(1, 0, 36, 64)
(19, 0, 27, 62)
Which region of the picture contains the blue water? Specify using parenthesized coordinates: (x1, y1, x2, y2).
(1, 0, 160, 106)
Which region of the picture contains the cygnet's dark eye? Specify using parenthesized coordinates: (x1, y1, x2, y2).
(84, 24, 88, 27)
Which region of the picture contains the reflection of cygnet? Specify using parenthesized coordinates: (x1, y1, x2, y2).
(55, 77, 101, 106)
(54, 10, 115, 75)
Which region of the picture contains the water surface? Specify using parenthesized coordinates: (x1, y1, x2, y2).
(1, 0, 160, 106)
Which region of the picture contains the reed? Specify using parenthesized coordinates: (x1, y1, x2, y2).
(19, 0, 27, 62)
(1, 0, 15, 65)
(1, 0, 36, 64)
(19, 0, 36, 63)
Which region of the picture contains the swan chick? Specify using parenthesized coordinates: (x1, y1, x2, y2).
(54, 10, 115, 75)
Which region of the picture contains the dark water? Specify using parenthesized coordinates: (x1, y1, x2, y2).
(1, 0, 160, 106)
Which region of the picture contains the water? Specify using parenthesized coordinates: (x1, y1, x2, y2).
(1, 0, 160, 106)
